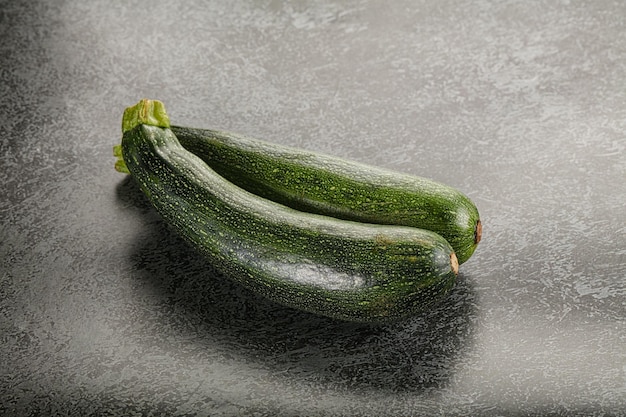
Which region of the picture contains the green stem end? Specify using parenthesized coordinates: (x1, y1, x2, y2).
(121, 99, 170, 134)
(115, 99, 170, 173)
(113, 144, 129, 174)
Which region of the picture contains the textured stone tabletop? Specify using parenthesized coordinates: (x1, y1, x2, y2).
(1, 1, 625, 416)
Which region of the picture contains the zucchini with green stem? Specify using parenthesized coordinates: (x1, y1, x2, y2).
(170, 125, 481, 264)
(117, 99, 459, 322)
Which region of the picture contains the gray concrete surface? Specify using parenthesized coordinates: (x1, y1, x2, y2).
(1, 0, 625, 415)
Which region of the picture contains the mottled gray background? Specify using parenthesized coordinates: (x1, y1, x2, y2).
(1, 0, 625, 416)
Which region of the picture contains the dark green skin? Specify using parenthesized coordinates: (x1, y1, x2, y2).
(172, 126, 481, 264)
(122, 124, 458, 322)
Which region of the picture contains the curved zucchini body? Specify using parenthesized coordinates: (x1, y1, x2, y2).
(120, 100, 459, 322)
(171, 126, 481, 264)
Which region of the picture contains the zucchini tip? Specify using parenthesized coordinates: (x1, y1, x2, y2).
(474, 219, 482, 245)
(450, 252, 459, 275)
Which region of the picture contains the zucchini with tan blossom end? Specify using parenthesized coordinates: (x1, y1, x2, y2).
(117, 99, 459, 322)
(171, 125, 481, 264)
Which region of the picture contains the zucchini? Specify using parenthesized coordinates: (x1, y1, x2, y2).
(118, 99, 459, 322)
(171, 126, 481, 264)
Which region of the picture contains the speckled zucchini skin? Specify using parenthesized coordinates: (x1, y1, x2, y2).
(172, 126, 481, 264)
(121, 119, 459, 322)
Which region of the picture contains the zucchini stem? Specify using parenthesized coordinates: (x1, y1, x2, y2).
(113, 144, 129, 174)
(122, 99, 170, 133)
(116, 99, 171, 174)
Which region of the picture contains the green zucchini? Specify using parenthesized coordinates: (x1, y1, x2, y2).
(171, 126, 481, 264)
(118, 99, 459, 322)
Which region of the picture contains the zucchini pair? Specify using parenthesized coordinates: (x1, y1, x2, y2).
(115, 99, 480, 322)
